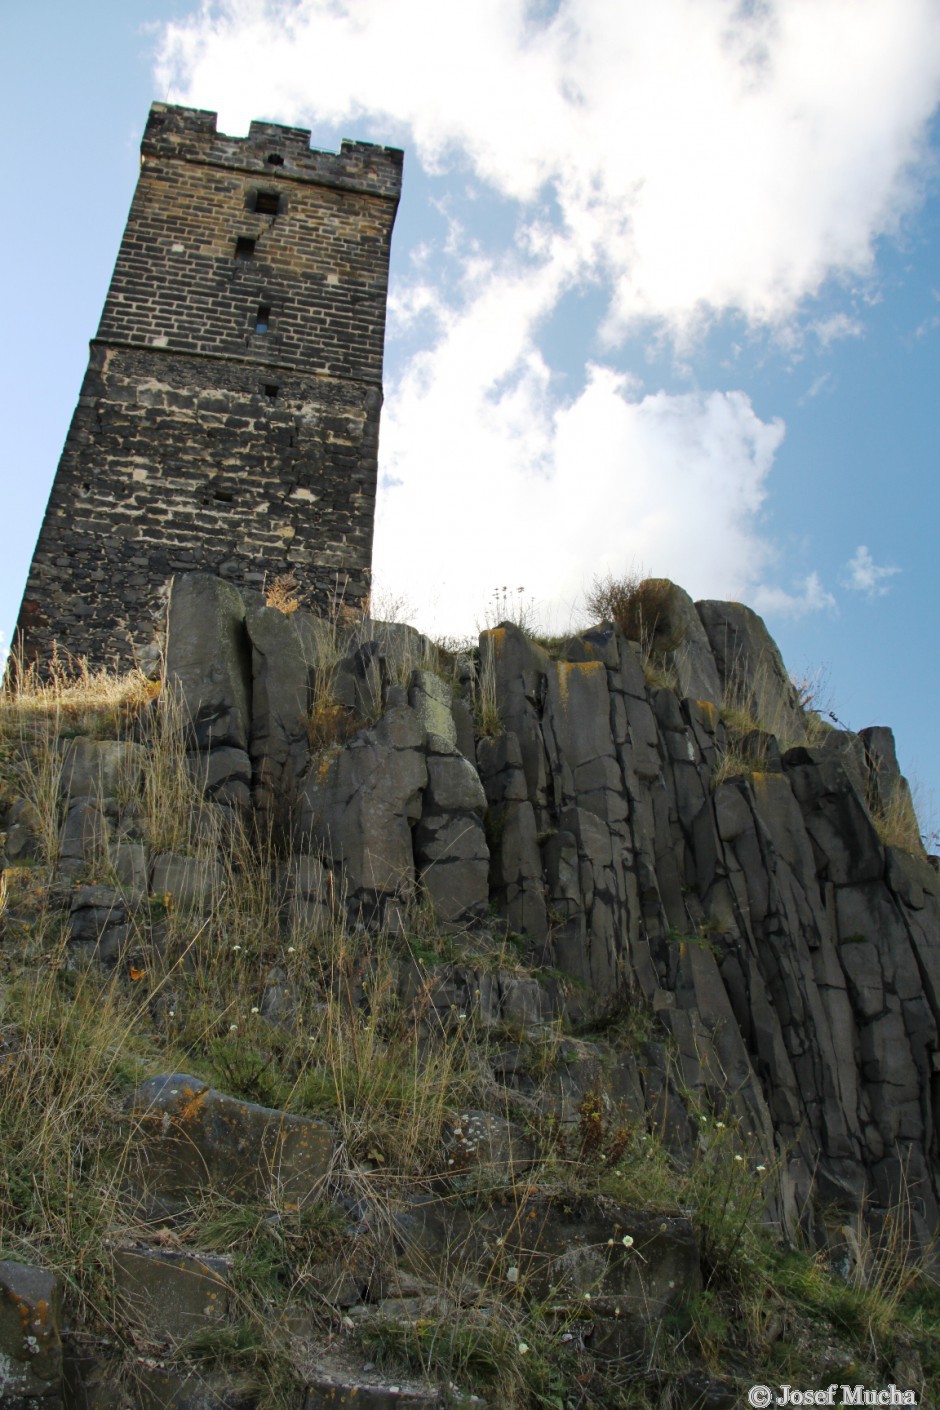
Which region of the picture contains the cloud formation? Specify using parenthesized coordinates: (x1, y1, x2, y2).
(158, 0, 940, 335)
(156, 0, 940, 633)
(844, 545, 901, 599)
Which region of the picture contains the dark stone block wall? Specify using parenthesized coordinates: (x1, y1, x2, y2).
(15, 103, 402, 668)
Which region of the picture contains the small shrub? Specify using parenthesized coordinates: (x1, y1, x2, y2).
(304, 696, 354, 751)
(586, 572, 683, 653)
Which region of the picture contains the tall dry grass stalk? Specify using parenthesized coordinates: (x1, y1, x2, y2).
(475, 630, 502, 737)
(0, 950, 151, 1317)
(870, 779, 927, 858)
(138, 683, 221, 856)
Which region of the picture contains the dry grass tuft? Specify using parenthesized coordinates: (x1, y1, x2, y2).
(2, 652, 157, 738)
(870, 779, 927, 858)
(264, 573, 302, 615)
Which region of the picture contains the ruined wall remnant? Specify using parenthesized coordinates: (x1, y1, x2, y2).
(15, 103, 402, 667)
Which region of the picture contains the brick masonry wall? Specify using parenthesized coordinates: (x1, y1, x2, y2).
(16, 104, 402, 668)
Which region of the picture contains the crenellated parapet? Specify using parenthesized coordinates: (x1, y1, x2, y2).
(142, 102, 404, 199)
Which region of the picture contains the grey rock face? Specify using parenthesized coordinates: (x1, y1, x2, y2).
(151, 852, 223, 912)
(662, 583, 725, 705)
(408, 668, 457, 747)
(60, 738, 146, 803)
(165, 574, 252, 750)
(300, 706, 427, 907)
(110, 1248, 231, 1341)
(2, 796, 44, 863)
(414, 744, 489, 921)
(697, 598, 806, 745)
(187, 746, 251, 806)
(394, 1194, 700, 1316)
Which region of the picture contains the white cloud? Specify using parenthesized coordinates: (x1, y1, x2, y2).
(157, 0, 940, 337)
(154, 0, 940, 632)
(812, 314, 865, 348)
(752, 573, 837, 620)
(374, 279, 787, 635)
(844, 545, 901, 598)
(798, 372, 833, 405)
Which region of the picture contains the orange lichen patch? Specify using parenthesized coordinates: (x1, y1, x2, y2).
(554, 658, 605, 709)
(751, 771, 788, 800)
(694, 699, 719, 726)
(30, 1298, 50, 1332)
(177, 1087, 209, 1123)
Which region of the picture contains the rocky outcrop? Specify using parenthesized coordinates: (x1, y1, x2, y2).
(153, 573, 940, 1252)
(3, 570, 937, 1407)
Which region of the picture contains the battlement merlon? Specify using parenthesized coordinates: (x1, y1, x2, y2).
(142, 103, 403, 203)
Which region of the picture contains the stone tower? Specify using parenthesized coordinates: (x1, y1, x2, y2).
(15, 103, 403, 668)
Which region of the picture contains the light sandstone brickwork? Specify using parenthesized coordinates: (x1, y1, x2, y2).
(15, 103, 402, 667)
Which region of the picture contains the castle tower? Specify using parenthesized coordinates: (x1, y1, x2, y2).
(15, 103, 403, 668)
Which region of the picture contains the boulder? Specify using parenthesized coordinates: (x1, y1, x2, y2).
(127, 1075, 335, 1208)
(111, 1248, 232, 1341)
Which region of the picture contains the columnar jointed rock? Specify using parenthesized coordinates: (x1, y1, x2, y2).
(156, 578, 940, 1242)
(33, 569, 936, 1250)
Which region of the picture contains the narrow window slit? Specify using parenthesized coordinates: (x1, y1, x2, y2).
(255, 304, 271, 334)
(235, 236, 256, 261)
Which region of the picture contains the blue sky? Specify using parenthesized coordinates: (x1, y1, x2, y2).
(2, 0, 938, 839)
